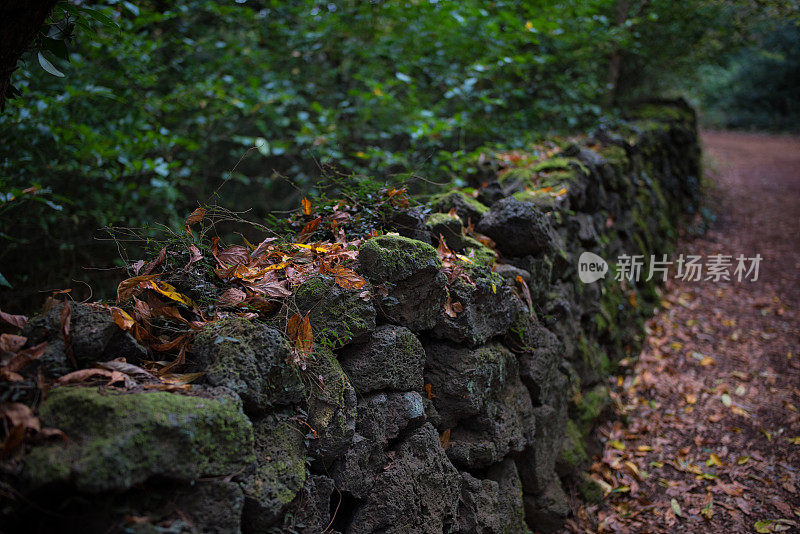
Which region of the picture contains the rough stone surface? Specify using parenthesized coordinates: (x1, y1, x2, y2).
(347, 423, 461, 534)
(477, 197, 555, 256)
(22, 386, 254, 492)
(433, 277, 526, 347)
(288, 474, 336, 533)
(294, 275, 376, 347)
(241, 413, 307, 531)
(22, 301, 147, 376)
(523, 477, 570, 533)
(190, 317, 305, 413)
(432, 190, 490, 223)
(306, 348, 357, 464)
(426, 212, 466, 250)
(339, 325, 425, 393)
(454, 458, 527, 534)
(358, 235, 447, 331)
(424, 342, 514, 429)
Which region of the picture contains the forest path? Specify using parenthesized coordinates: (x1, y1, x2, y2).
(570, 131, 800, 533)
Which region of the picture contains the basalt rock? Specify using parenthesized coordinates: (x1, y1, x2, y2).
(358, 235, 447, 332)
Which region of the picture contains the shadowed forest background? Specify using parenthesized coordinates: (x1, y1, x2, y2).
(1, 0, 798, 310)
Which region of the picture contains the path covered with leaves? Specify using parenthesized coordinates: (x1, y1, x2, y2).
(570, 132, 800, 533)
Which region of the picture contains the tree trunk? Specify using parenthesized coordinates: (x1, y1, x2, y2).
(603, 0, 631, 110)
(0, 0, 59, 110)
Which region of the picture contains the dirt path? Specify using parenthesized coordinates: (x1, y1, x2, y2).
(570, 131, 800, 533)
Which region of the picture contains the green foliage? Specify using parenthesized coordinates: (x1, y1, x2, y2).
(0, 0, 796, 305)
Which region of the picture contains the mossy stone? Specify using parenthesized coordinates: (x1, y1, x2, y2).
(23, 386, 255, 492)
(191, 317, 305, 413)
(426, 212, 465, 251)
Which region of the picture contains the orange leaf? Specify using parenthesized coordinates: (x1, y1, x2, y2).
(301, 197, 313, 216)
(440, 429, 451, 449)
(298, 217, 321, 242)
(288, 313, 313, 355)
(331, 266, 367, 290)
(185, 206, 206, 225)
(111, 308, 135, 331)
(117, 274, 160, 303)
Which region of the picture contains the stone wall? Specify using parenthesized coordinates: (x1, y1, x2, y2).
(1, 100, 701, 533)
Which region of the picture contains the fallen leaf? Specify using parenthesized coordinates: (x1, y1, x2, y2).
(0, 308, 27, 329)
(331, 266, 367, 290)
(111, 308, 135, 331)
(301, 197, 313, 216)
(185, 206, 206, 225)
(671, 498, 682, 517)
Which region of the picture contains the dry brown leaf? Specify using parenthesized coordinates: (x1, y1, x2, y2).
(217, 288, 247, 308)
(298, 217, 322, 242)
(111, 308, 135, 331)
(185, 206, 206, 225)
(0, 308, 27, 329)
(0, 333, 27, 355)
(218, 245, 250, 266)
(117, 274, 160, 302)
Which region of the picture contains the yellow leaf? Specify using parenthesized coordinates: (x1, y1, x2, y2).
(609, 440, 626, 450)
(455, 254, 474, 264)
(786, 437, 800, 445)
(685, 393, 697, 405)
(491, 282, 496, 294)
(737, 456, 750, 464)
(707, 454, 722, 467)
(637, 445, 653, 452)
(525, 20, 534, 30)
(110, 308, 135, 331)
(143, 280, 195, 307)
(699, 357, 716, 366)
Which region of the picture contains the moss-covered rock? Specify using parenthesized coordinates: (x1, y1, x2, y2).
(430, 190, 490, 223)
(306, 348, 357, 464)
(22, 301, 147, 377)
(241, 413, 307, 531)
(426, 212, 466, 251)
(454, 459, 528, 534)
(191, 317, 305, 413)
(293, 275, 376, 348)
(339, 325, 426, 393)
(358, 235, 447, 331)
(572, 383, 611, 437)
(22, 386, 255, 492)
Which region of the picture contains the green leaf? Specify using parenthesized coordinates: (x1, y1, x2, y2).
(37, 52, 65, 77)
(0, 272, 11, 288)
(670, 498, 682, 517)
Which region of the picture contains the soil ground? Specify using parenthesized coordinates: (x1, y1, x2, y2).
(569, 131, 800, 533)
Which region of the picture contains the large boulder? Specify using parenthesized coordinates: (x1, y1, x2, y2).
(306, 349, 357, 464)
(358, 235, 447, 332)
(339, 326, 426, 394)
(293, 275, 376, 348)
(241, 413, 307, 531)
(507, 317, 565, 406)
(190, 317, 305, 413)
(347, 423, 461, 534)
(22, 301, 147, 377)
(22, 386, 254, 492)
(477, 198, 555, 257)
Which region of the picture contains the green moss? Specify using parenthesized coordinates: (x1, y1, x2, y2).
(560, 419, 589, 469)
(578, 473, 604, 504)
(358, 235, 441, 282)
(24, 387, 255, 492)
(573, 384, 610, 437)
(429, 190, 490, 217)
(598, 145, 629, 171)
(461, 236, 497, 272)
(629, 103, 693, 123)
(498, 167, 536, 186)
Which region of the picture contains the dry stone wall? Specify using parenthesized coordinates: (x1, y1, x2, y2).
(1, 100, 701, 533)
